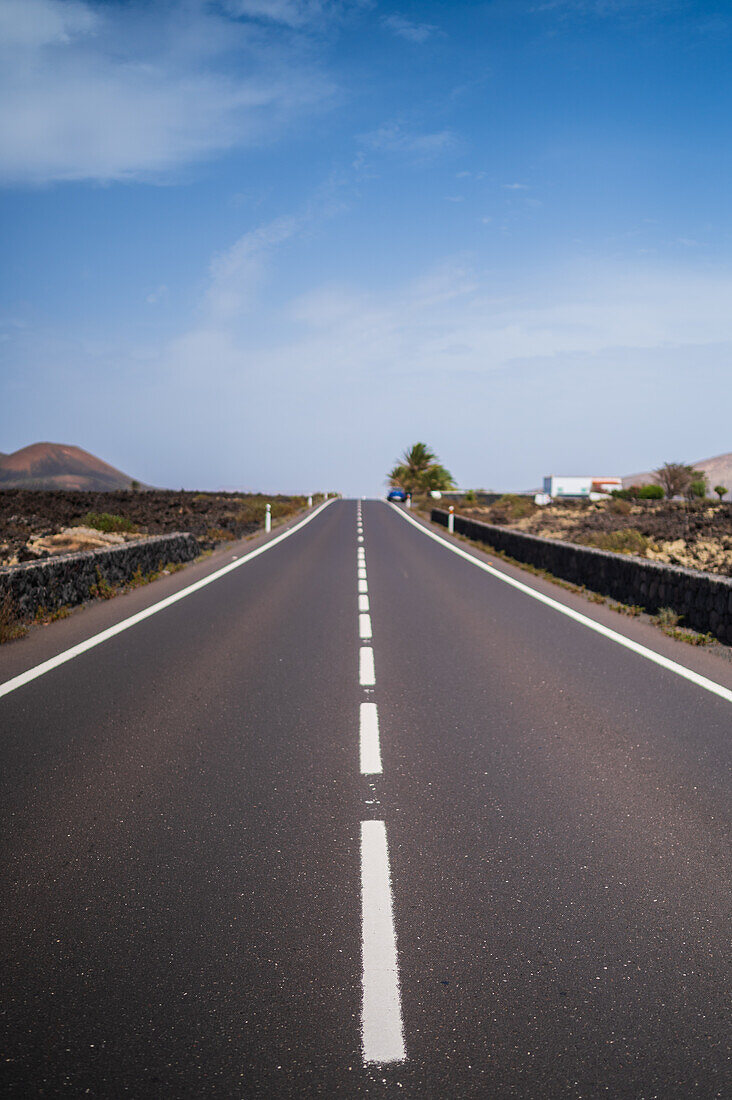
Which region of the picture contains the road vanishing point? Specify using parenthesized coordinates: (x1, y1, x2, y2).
(1, 499, 730, 1097)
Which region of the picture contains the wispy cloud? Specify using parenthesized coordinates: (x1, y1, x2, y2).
(503, 182, 530, 190)
(0, 0, 334, 185)
(224, 1, 326, 28)
(532, 0, 684, 19)
(382, 13, 440, 43)
(146, 285, 168, 305)
(206, 216, 301, 320)
(360, 122, 456, 157)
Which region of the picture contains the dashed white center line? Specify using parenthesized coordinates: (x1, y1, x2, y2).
(358, 535, 364, 543)
(358, 567, 367, 580)
(359, 612, 373, 640)
(359, 646, 375, 685)
(358, 578, 368, 593)
(359, 702, 382, 774)
(360, 820, 406, 1064)
(358, 594, 369, 612)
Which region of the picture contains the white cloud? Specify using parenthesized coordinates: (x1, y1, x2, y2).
(360, 122, 456, 156)
(146, 285, 168, 305)
(503, 182, 530, 190)
(0, 0, 97, 46)
(224, 0, 326, 27)
(382, 14, 439, 43)
(206, 215, 300, 319)
(0, 0, 333, 184)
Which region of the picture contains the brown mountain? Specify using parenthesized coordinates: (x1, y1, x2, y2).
(0, 442, 142, 490)
(623, 451, 732, 498)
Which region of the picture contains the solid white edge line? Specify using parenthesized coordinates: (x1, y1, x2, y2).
(388, 504, 732, 705)
(358, 594, 370, 612)
(360, 820, 406, 1063)
(0, 500, 337, 701)
(359, 701, 382, 774)
(359, 646, 375, 685)
(359, 612, 373, 640)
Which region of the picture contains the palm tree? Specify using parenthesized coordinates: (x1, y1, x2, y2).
(388, 443, 455, 492)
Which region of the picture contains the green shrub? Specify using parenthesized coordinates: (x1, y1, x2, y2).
(585, 528, 650, 555)
(654, 606, 680, 628)
(493, 494, 536, 521)
(80, 512, 136, 534)
(612, 485, 663, 500)
(0, 593, 28, 643)
(637, 484, 663, 500)
(689, 479, 707, 500)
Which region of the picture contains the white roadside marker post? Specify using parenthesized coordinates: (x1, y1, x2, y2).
(265, 503, 271, 533)
(308, 494, 313, 508)
(406, 493, 411, 509)
(448, 505, 454, 533)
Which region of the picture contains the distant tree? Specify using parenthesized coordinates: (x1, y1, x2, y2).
(688, 477, 708, 500)
(653, 462, 696, 499)
(714, 484, 727, 501)
(388, 442, 456, 493)
(130, 479, 140, 491)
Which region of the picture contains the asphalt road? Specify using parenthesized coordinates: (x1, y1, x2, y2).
(1, 499, 730, 1098)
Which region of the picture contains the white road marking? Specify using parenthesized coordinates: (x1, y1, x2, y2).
(0, 499, 337, 702)
(390, 504, 732, 706)
(359, 613, 373, 640)
(359, 594, 370, 612)
(360, 820, 406, 1063)
(359, 702, 382, 774)
(358, 535, 364, 543)
(359, 646, 375, 685)
(358, 567, 367, 580)
(358, 578, 368, 594)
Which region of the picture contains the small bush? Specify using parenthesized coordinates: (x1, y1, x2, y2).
(585, 528, 650, 555)
(492, 494, 536, 522)
(609, 497, 632, 515)
(612, 485, 663, 501)
(637, 484, 664, 500)
(0, 592, 28, 643)
(463, 490, 477, 504)
(654, 606, 681, 628)
(206, 526, 235, 542)
(90, 568, 117, 599)
(80, 512, 136, 534)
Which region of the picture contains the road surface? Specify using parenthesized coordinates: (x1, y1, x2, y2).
(1, 499, 730, 1097)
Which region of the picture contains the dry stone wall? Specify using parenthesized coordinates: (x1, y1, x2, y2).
(0, 533, 199, 621)
(432, 509, 732, 644)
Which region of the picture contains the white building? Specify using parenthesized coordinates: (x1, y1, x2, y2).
(542, 475, 622, 498)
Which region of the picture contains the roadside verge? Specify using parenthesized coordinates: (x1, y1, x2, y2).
(392, 504, 732, 704)
(0, 499, 335, 699)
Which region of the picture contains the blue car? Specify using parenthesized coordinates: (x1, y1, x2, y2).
(387, 488, 408, 502)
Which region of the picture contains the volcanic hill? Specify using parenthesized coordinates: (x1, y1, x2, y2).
(0, 443, 142, 491)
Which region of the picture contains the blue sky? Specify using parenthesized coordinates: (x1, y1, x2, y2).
(1, 0, 731, 494)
